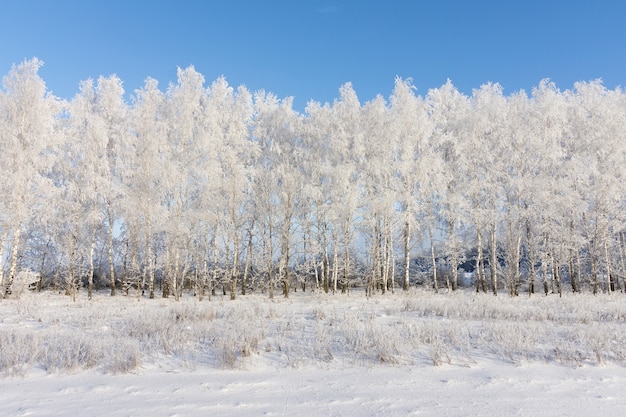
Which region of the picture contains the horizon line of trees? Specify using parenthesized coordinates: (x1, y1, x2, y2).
(1, 58, 625, 301)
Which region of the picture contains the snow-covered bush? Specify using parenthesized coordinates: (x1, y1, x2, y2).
(9, 269, 40, 299)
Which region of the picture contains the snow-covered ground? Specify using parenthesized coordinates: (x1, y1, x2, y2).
(1, 289, 626, 416)
(3, 360, 626, 417)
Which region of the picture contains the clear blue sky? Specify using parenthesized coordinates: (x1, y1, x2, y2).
(2, 0, 625, 110)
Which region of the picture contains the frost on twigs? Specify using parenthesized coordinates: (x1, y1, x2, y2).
(4, 270, 40, 300)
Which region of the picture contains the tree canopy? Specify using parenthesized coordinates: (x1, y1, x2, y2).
(1, 59, 625, 299)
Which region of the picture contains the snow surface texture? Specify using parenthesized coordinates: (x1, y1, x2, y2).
(1, 289, 626, 416)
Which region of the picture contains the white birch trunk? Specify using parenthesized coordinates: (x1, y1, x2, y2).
(332, 238, 338, 294)
(5, 227, 22, 298)
(211, 234, 218, 299)
(429, 227, 438, 294)
(173, 248, 180, 301)
(542, 233, 550, 296)
(0, 230, 9, 300)
(69, 228, 78, 302)
(449, 219, 458, 291)
(130, 233, 139, 299)
(619, 232, 626, 292)
(88, 227, 96, 300)
(604, 233, 612, 293)
(526, 219, 536, 296)
(490, 223, 498, 296)
(343, 242, 350, 294)
(403, 220, 410, 291)
(107, 204, 116, 296)
(242, 226, 253, 296)
(147, 228, 155, 299)
(231, 232, 239, 300)
(476, 225, 486, 293)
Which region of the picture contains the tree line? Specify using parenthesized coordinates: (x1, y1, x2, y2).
(1, 58, 625, 300)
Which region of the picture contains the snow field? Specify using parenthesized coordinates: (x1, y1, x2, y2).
(2, 289, 626, 375)
(1, 289, 626, 416)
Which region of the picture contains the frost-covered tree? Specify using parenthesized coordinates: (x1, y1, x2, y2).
(128, 77, 169, 298)
(426, 80, 471, 291)
(301, 100, 334, 294)
(389, 77, 434, 291)
(464, 83, 509, 294)
(159, 66, 210, 300)
(308, 83, 365, 294)
(252, 91, 301, 297)
(361, 94, 398, 295)
(0, 58, 60, 298)
(91, 75, 130, 296)
(566, 80, 626, 294)
(3, 58, 626, 299)
(211, 78, 256, 300)
(56, 78, 112, 300)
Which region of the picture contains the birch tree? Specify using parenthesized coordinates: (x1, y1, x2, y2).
(0, 58, 60, 297)
(92, 75, 129, 296)
(361, 94, 398, 295)
(426, 81, 470, 291)
(389, 77, 434, 291)
(129, 77, 169, 298)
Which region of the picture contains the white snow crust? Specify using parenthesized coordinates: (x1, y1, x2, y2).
(1, 289, 625, 416)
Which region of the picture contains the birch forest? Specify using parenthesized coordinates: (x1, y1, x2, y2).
(1, 58, 625, 300)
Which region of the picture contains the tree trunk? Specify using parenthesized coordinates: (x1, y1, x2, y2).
(130, 232, 139, 299)
(429, 227, 438, 294)
(403, 220, 410, 291)
(107, 204, 116, 296)
(211, 233, 218, 298)
(198, 231, 209, 301)
(512, 233, 521, 296)
(231, 232, 239, 300)
(53, 268, 60, 293)
(122, 238, 129, 295)
(476, 225, 486, 293)
(550, 240, 562, 297)
(162, 250, 170, 298)
(172, 248, 180, 301)
(0, 230, 9, 300)
(5, 227, 22, 298)
(38, 239, 49, 293)
(604, 236, 612, 294)
(376, 222, 384, 294)
(380, 221, 389, 294)
(88, 227, 96, 300)
(242, 225, 254, 296)
(331, 236, 338, 294)
(619, 232, 626, 293)
(568, 219, 578, 293)
(68, 227, 78, 301)
(490, 222, 498, 296)
(390, 246, 396, 294)
(542, 233, 549, 296)
(267, 220, 275, 299)
(322, 223, 329, 294)
(280, 219, 291, 298)
(591, 249, 599, 295)
(449, 219, 458, 291)
(147, 229, 155, 299)
(526, 219, 535, 296)
(343, 241, 350, 294)
(584, 214, 600, 295)
(178, 246, 190, 300)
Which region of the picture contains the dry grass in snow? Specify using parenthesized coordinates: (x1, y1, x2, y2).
(1, 288, 626, 375)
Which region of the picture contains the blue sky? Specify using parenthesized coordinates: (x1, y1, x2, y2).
(2, 0, 625, 110)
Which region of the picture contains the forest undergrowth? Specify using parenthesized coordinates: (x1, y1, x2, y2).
(1, 288, 626, 377)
